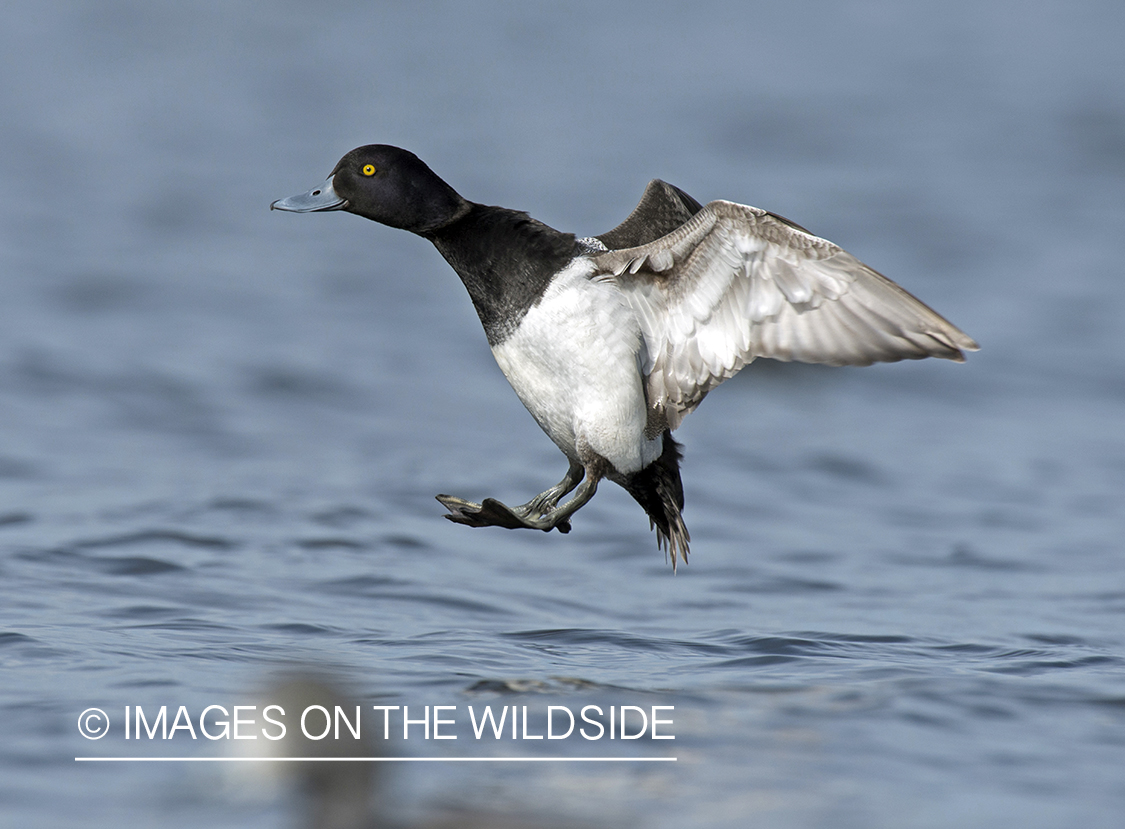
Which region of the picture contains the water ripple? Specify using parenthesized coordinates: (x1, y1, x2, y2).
(69, 529, 238, 551)
(0, 632, 36, 647)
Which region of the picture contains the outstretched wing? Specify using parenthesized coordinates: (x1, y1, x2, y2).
(591, 200, 978, 430)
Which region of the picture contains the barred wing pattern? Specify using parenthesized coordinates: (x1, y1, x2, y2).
(591, 201, 978, 430)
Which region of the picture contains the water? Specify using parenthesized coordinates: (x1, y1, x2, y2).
(2, 1, 1124, 827)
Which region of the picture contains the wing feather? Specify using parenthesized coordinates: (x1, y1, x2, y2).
(591, 200, 978, 429)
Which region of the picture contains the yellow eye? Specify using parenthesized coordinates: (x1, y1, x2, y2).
(361, 164, 376, 176)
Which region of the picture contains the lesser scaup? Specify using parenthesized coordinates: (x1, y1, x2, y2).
(273, 145, 977, 569)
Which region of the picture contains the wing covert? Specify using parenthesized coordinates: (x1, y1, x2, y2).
(596, 179, 704, 250)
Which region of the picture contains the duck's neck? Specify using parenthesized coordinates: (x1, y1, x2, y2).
(422, 204, 580, 346)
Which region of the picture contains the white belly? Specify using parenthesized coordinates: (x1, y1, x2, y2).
(490, 260, 662, 475)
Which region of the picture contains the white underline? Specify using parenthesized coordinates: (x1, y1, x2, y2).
(75, 756, 676, 763)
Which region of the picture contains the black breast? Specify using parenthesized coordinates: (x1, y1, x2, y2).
(423, 205, 581, 346)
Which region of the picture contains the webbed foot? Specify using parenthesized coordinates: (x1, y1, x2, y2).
(436, 494, 572, 534)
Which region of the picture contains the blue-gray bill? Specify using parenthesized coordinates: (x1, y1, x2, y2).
(270, 177, 347, 212)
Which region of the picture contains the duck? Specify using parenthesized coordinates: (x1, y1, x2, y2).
(272, 145, 978, 570)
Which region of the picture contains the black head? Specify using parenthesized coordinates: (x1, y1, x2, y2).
(272, 145, 469, 235)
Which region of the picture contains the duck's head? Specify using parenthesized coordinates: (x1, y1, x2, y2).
(271, 145, 469, 234)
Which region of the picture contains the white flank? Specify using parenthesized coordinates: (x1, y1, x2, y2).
(490, 259, 662, 475)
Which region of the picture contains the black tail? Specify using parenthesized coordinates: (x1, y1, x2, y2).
(621, 432, 690, 570)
